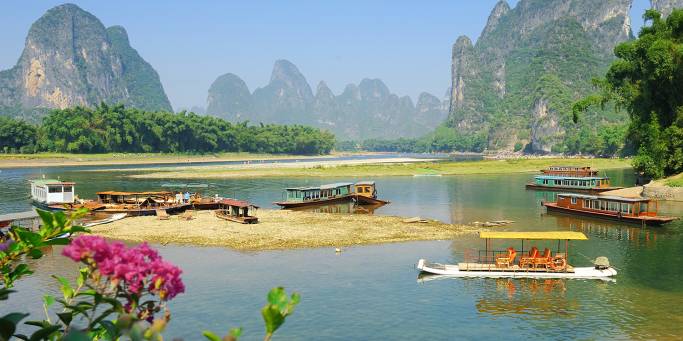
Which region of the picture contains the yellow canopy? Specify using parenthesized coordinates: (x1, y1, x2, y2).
(479, 231, 588, 240)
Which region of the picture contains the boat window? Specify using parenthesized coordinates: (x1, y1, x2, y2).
(571, 197, 577, 204)
(641, 202, 648, 213)
(63, 186, 73, 193)
(608, 201, 619, 211)
(48, 186, 62, 193)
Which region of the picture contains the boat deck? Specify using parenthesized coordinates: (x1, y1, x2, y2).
(458, 263, 574, 273)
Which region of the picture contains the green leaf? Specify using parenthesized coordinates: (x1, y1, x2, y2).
(53, 276, 74, 300)
(202, 331, 222, 341)
(28, 325, 61, 341)
(0, 312, 29, 340)
(229, 327, 243, 338)
(98, 320, 118, 339)
(43, 238, 71, 246)
(28, 248, 43, 259)
(261, 305, 285, 334)
(63, 329, 90, 341)
(0, 288, 15, 301)
(56, 312, 73, 326)
(77, 268, 88, 287)
(267, 287, 288, 312)
(36, 210, 55, 231)
(23, 321, 48, 328)
(43, 294, 55, 308)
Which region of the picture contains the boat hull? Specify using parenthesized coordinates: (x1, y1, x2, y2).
(353, 195, 390, 205)
(417, 259, 617, 280)
(543, 202, 677, 226)
(526, 183, 622, 194)
(274, 195, 354, 208)
(215, 211, 258, 224)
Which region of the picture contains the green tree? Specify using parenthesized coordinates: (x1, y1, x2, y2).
(575, 9, 683, 177)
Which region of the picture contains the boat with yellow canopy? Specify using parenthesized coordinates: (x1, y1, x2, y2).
(417, 231, 617, 279)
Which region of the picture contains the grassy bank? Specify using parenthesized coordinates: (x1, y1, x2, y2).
(665, 173, 683, 187)
(130, 157, 631, 179)
(90, 209, 477, 250)
(0, 152, 342, 168)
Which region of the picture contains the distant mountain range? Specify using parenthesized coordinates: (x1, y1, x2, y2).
(0, 3, 171, 120)
(206, 60, 449, 140)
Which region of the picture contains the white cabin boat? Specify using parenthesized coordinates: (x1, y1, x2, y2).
(417, 231, 617, 280)
(30, 179, 75, 208)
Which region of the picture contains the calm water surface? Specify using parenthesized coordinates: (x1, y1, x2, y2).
(1, 164, 682, 340)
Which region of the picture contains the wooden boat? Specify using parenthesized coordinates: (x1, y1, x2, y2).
(543, 193, 678, 226)
(85, 191, 189, 216)
(526, 175, 623, 193)
(417, 231, 617, 280)
(541, 166, 599, 177)
(274, 183, 354, 208)
(214, 199, 258, 224)
(352, 181, 390, 205)
(30, 179, 76, 210)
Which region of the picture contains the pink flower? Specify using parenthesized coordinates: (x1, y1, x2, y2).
(62, 236, 184, 300)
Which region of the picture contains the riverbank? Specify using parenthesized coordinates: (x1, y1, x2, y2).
(644, 173, 683, 201)
(129, 157, 631, 179)
(0, 152, 356, 168)
(89, 209, 477, 250)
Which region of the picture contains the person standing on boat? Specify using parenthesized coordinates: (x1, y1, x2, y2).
(184, 191, 190, 203)
(175, 192, 182, 204)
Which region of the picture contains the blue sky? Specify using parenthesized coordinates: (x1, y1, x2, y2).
(0, 0, 651, 110)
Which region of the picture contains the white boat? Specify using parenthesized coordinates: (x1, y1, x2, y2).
(416, 259, 617, 280)
(417, 231, 618, 280)
(82, 213, 127, 227)
(30, 179, 76, 209)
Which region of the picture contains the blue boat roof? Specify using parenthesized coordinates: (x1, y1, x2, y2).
(535, 175, 608, 180)
(285, 182, 353, 191)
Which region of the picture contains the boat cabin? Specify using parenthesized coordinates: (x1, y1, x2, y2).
(533, 175, 612, 189)
(215, 199, 258, 224)
(30, 179, 75, 204)
(283, 182, 352, 203)
(354, 181, 377, 199)
(555, 193, 658, 218)
(541, 166, 599, 177)
(96, 191, 175, 206)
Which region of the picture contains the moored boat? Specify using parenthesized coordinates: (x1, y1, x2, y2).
(543, 193, 678, 226)
(526, 175, 622, 193)
(214, 199, 258, 224)
(274, 183, 354, 208)
(541, 166, 599, 177)
(352, 181, 390, 205)
(85, 191, 190, 216)
(417, 231, 617, 280)
(30, 179, 76, 210)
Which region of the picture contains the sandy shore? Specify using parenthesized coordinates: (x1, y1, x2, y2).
(123, 157, 437, 177)
(89, 209, 478, 251)
(127, 157, 631, 179)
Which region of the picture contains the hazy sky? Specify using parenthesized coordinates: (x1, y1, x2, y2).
(0, 0, 651, 110)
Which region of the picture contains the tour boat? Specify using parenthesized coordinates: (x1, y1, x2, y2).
(543, 193, 678, 226)
(275, 181, 390, 208)
(417, 231, 617, 280)
(525, 175, 622, 193)
(352, 181, 390, 205)
(30, 179, 76, 210)
(214, 198, 258, 224)
(541, 166, 599, 177)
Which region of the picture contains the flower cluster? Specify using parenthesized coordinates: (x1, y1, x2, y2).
(63, 236, 185, 301)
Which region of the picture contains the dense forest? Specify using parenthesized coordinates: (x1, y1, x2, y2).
(338, 124, 627, 156)
(576, 9, 683, 178)
(0, 104, 335, 155)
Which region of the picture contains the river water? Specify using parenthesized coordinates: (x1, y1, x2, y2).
(1, 161, 682, 340)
